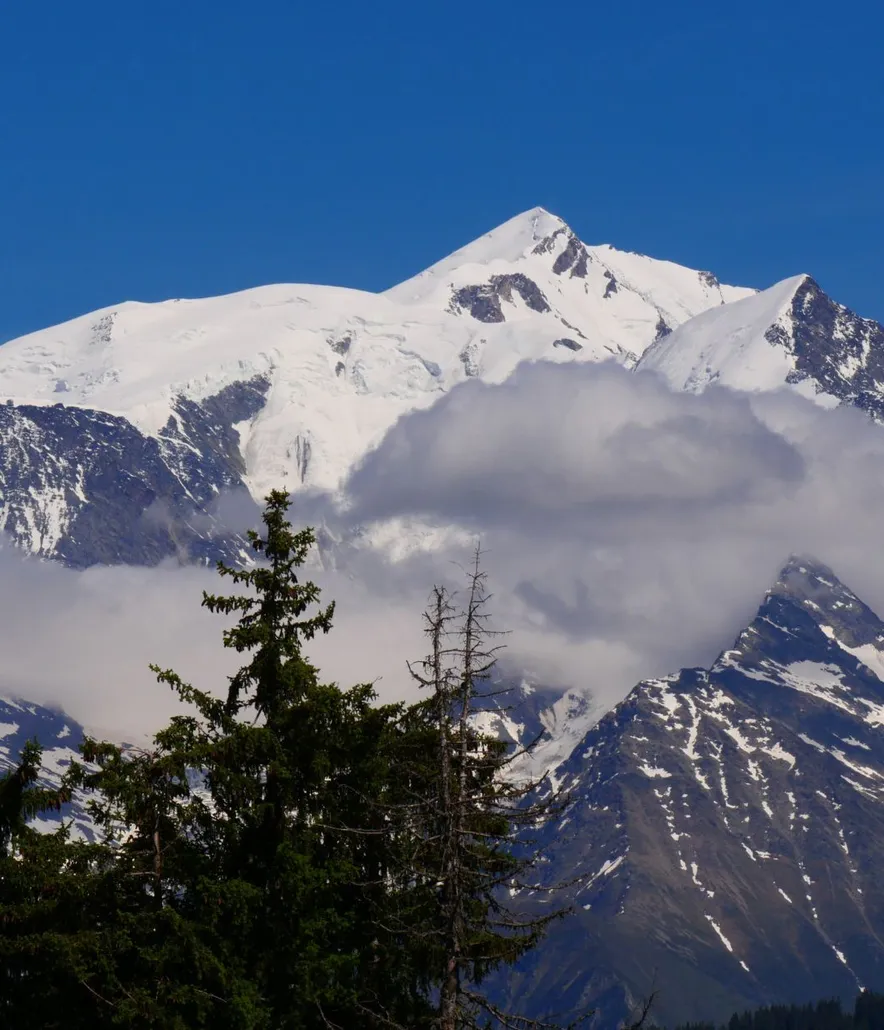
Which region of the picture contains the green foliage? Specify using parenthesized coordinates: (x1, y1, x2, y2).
(0, 491, 573, 1029)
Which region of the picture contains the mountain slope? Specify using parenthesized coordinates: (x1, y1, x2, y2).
(11, 556, 884, 1027)
(388, 207, 753, 358)
(504, 558, 884, 1028)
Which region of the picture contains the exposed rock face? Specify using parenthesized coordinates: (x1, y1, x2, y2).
(0, 207, 764, 564)
(772, 277, 884, 420)
(450, 273, 552, 322)
(503, 559, 884, 1028)
(638, 274, 884, 415)
(0, 375, 269, 567)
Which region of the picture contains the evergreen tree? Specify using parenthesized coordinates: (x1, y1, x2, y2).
(68, 489, 431, 1028)
(0, 491, 434, 1028)
(670, 992, 884, 1030)
(0, 738, 46, 853)
(0, 742, 119, 1030)
(0, 500, 596, 1029)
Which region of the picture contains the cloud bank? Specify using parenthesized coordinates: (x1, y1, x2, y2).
(0, 552, 426, 742)
(7, 358, 884, 739)
(333, 361, 884, 709)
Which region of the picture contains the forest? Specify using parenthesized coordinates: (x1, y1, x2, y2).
(672, 992, 884, 1030)
(0, 491, 578, 1030)
(3, 493, 881, 1030)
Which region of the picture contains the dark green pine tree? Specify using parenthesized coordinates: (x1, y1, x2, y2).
(1, 491, 434, 1029)
(122, 488, 434, 1028)
(671, 992, 884, 1030)
(0, 741, 119, 1030)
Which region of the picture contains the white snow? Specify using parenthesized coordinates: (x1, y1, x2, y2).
(637, 275, 840, 404)
(837, 641, 884, 686)
(705, 914, 734, 953)
(579, 853, 627, 895)
(723, 724, 756, 755)
(776, 661, 859, 712)
(829, 748, 883, 781)
(761, 742, 797, 768)
(0, 208, 754, 506)
(842, 776, 880, 800)
(839, 736, 872, 751)
(38, 746, 78, 776)
(596, 854, 626, 878)
(386, 207, 567, 300)
(798, 733, 827, 752)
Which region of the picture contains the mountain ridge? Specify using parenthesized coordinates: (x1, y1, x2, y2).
(2, 208, 884, 1026)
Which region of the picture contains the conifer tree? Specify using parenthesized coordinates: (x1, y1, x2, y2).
(64, 488, 431, 1028)
(0, 499, 595, 1029)
(157, 488, 431, 1027)
(0, 742, 116, 1030)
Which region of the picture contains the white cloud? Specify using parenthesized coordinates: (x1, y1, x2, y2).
(7, 359, 884, 741)
(343, 360, 804, 526)
(331, 361, 884, 711)
(0, 549, 425, 742)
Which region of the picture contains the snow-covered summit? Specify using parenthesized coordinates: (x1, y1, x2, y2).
(387, 206, 754, 363)
(638, 273, 884, 418)
(637, 275, 812, 392)
(386, 207, 567, 296)
(0, 209, 752, 524)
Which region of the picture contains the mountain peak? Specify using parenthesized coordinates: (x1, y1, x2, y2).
(508, 557, 884, 1026)
(384, 207, 569, 304)
(638, 273, 884, 419)
(741, 556, 884, 677)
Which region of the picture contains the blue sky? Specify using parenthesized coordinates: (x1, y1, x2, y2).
(1, 0, 882, 342)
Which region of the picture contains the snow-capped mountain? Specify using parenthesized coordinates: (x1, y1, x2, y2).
(7, 206, 884, 1026)
(0, 207, 750, 566)
(504, 558, 884, 1028)
(638, 274, 884, 418)
(386, 207, 750, 349)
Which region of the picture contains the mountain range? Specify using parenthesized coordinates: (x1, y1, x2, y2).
(3, 207, 884, 1026)
(0, 206, 783, 566)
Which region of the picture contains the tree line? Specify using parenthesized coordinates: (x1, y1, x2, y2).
(0, 491, 583, 1030)
(671, 991, 884, 1030)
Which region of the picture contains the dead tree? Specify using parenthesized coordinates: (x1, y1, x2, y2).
(404, 547, 591, 1030)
